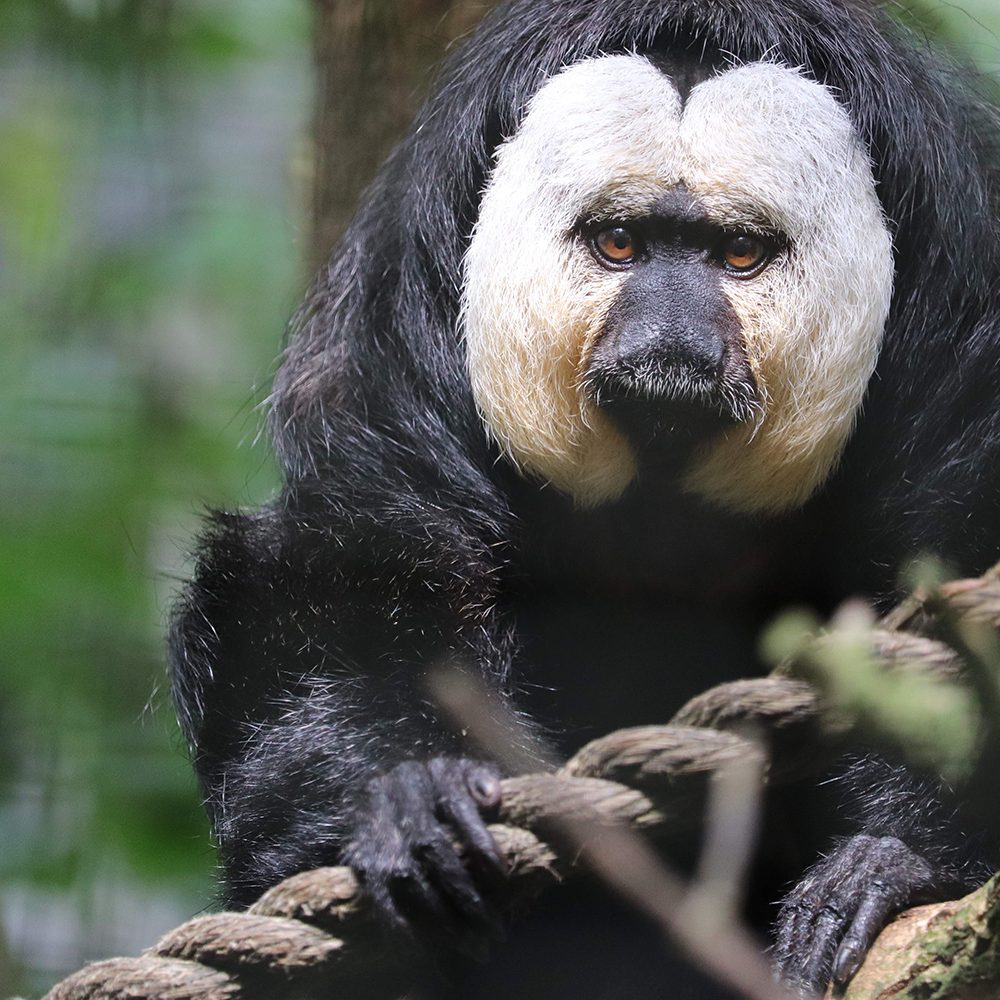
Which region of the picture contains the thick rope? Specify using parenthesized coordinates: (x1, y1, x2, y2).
(42, 573, 1000, 1000)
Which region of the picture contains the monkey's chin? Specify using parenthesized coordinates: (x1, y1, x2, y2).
(586, 368, 758, 472)
(605, 396, 734, 473)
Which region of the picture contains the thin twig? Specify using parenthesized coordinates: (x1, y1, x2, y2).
(430, 667, 809, 1000)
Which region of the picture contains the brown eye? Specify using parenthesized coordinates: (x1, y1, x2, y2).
(594, 226, 637, 266)
(721, 233, 770, 274)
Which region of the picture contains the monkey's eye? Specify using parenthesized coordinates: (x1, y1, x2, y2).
(719, 233, 772, 276)
(593, 226, 639, 267)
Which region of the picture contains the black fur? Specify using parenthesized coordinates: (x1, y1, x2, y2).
(170, 1, 1000, 995)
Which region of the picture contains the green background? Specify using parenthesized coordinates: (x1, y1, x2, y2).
(0, 2, 997, 996)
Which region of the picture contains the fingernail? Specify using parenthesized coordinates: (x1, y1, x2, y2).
(470, 772, 501, 808)
(833, 946, 860, 985)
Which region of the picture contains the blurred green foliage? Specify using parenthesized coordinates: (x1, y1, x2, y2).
(899, 0, 1000, 80)
(0, 0, 308, 994)
(761, 602, 982, 783)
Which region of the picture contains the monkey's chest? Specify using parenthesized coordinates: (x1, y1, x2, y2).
(503, 475, 818, 746)
(509, 591, 763, 751)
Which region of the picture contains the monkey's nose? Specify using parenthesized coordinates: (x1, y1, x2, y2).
(592, 313, 726, 382)
(611, 318, 726, 379)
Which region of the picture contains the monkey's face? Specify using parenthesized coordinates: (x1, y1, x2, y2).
(462, 56, 893, 513)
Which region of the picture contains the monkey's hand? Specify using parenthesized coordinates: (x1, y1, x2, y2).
(773, 834, 942, 992)
(342, 756, 506, 941)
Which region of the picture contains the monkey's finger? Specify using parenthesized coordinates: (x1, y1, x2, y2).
(427, 758, 506, 876)
(774, 872, 851, 990)
(831, 880, 898, 985)
(427, 757, 501, 809)
(367, 875, 416, 935)
(361, 775, 459, 931)
(772, 901, 818, 986)
(441, 794, 507, 877)
(462, 762, 503, 811)
(799, 901, 849, 989)
(391, 863, 457, 928)
(419, 831, 501, 931)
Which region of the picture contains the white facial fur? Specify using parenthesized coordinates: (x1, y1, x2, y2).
(462, 55, 894, 512)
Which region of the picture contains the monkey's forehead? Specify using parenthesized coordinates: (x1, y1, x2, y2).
(496, 55, 864, 236)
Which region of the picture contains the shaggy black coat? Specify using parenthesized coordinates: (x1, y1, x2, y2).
(170, 1, 1000, 995)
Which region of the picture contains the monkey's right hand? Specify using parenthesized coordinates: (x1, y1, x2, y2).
(342, 756, 506, 939)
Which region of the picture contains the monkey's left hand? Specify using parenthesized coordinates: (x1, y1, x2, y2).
(342, 756, 507, 942)
(773, 834, 944, 991)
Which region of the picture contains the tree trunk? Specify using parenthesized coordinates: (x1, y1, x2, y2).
(309, 0, 496, 274)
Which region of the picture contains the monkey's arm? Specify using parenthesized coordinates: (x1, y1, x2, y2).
(169, 493, 514, 922)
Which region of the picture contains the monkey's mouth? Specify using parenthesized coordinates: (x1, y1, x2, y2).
(583, 354, 760, 457)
